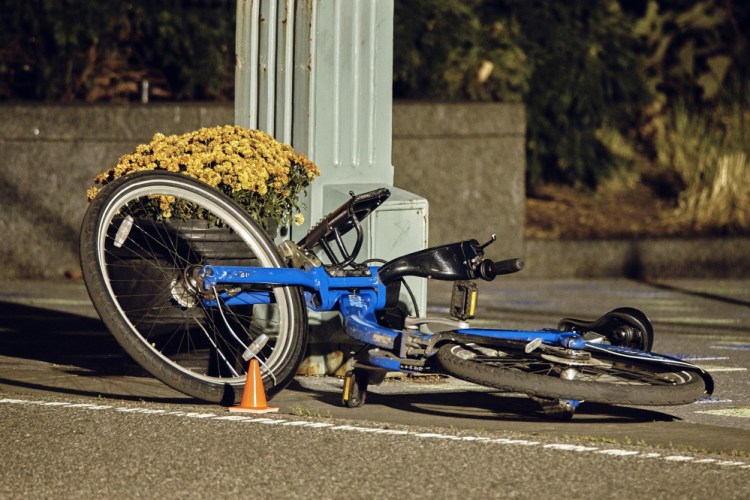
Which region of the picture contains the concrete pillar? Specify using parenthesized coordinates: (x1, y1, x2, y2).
(235, 0, 429, 374)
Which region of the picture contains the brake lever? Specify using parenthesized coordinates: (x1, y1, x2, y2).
(479, 234, 497, 250)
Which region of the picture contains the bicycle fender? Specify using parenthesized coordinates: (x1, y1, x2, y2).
(585, 343, 714, 395)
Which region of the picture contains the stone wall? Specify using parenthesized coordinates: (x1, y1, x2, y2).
(393, 102, 526, 258)
(0, 102, 526, 279)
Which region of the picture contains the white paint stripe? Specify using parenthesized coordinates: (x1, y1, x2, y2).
(716, 461, 746, 467)
(214, 415, 256, 422)
(597, 449, 640, 456)
(679, 357, 729, 361)
(695, 408, 750, 418)
(492, 438, 540, 446)
(544, 444, 598, 452)
(117, 408, 167, 414)
(373, 429, 409, 435)
(461, 436, 491, 442)
(696, 366, 748, 372)
(257, 419, 287, 425)
(413, 433, 459, 440)
(4, 397, 749, 472)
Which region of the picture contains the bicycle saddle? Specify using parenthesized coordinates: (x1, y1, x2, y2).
(557, 307, 654, 351)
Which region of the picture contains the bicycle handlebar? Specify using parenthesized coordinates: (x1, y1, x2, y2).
(477, 258, 525, 281)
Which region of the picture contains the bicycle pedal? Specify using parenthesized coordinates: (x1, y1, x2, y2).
(525, 338, 543, 353)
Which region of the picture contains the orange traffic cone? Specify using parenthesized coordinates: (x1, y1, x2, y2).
(228, 358, 279, 414)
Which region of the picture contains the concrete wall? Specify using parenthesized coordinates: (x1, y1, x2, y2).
(393, 102, 526, 258)
(524, 238, 750, 280)
(0, 102, 526, 279)
(0, 104, 235, 279)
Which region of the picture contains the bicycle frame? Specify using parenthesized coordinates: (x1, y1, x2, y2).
(200, 263, 708, 380)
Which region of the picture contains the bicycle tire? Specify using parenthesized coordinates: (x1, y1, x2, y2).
(436, 343, 707, 406)
(80, 171, 307, 405)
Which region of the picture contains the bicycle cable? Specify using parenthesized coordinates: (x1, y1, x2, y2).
(212, 287, 277, 385)
(362, 258, 421, 317)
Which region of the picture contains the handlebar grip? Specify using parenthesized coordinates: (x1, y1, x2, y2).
(478, 258, 525, 281)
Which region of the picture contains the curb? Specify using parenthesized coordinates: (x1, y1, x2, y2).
(523, 237, 750, 279)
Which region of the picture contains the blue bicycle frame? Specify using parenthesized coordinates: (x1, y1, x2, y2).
(200, 264, 708, 380)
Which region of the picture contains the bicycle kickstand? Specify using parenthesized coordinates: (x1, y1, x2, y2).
(341, 367, 386, 408)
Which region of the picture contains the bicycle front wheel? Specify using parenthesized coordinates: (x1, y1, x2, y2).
(80, 171, 307, 404)
(436, 343, 707, 406)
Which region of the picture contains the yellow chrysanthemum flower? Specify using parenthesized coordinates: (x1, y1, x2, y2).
(88, 125, 319, 225)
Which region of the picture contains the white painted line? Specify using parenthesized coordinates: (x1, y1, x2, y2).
(695, 408, 750, 418)
(716, 461, 746, 467)
(414, 432, 460, 440)
(4, 397, 749, 472)
(544, 444, 598, 452)
(697, 366, 748, 372)
(214, 415, 256, 422)
(597, 449, 640, 456)
(492, 438, 540, 446)
(678, 357, 729, 362)
(183, 412, 216, 419)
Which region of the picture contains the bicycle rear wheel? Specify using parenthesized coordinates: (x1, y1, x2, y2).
(436, 343, 707, 406)
(80, 171, 307, 404)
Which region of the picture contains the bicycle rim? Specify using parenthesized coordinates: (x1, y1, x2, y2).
(436, 343, 707, 405)
(80, 172, 306, 403)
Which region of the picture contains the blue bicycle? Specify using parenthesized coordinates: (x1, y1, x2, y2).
(80, 171, 713, 417)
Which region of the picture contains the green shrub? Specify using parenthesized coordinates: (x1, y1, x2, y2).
(393, 0, 529, 103)
(3, 0, 749, 198)
(504, 0, 648, 187)
(659, 101, 750, 233)
(0, 0, 235, 101)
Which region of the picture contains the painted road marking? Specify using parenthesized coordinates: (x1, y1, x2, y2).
(669, 355, 729, 361)
(712, 345, 750, 351)
(661, 317, 741, 326)
(695, 398, 734, 404)
(696, 365, 748, 372)
(695, 407, 750, 418)
(1, 397, 748, 472)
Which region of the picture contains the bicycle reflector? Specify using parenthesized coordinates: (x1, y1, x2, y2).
(450, 280, 478, 320)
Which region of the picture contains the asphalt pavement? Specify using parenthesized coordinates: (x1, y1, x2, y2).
(1, 277, 749, 498)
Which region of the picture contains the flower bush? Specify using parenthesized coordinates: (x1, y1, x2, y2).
(88, 125, 320, 226)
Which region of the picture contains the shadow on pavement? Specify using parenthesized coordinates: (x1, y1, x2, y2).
(0, 300, 130, 374)
(285, 379, 677, 424)
(0, 299, 683, 422)
(0, 300, 197, 404)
